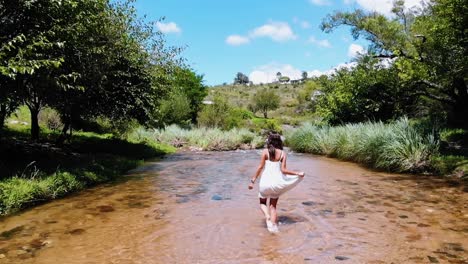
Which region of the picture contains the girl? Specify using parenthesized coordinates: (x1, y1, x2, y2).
(248, 133, 305, 233)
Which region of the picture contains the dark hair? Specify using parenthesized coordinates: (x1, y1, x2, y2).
(267, 133, 283, 161)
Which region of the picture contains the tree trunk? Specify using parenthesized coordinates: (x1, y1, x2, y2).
(29, 106, 40, 140)
(0, 104, 6, 138)
(451, 78, 468, 128)
(263, 111, 268, 119)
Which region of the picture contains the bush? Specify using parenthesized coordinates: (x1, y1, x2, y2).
(142, 125, 263, 150)
(286, 118, 439, 173)
(160, 91, 192, 127)
(440, 128, 468, 144)
(197, 96, 230, 128)
(430, 155, 467, 177)
(249, 118, 282, 134)
(39, 108, 63, 131)
(224, 108, 254, 130)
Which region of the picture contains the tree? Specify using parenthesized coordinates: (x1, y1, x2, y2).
(0, 0, 66, 139)
(169, 67, 207, 123)
(302, 71, 308, 81)
(252, 89, 280, 118)
(0, 0, 181, 140)
(234, 72, 249, 85)
(159, 90, 191, 126)
(314, 56, 416, 124)
(321, 0, 468, 127)
(0, 76, 20, 135)
(297, 80, 321, 104)
(197, 95, 231, 128)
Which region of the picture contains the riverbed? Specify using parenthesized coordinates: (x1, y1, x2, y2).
(0, 150, 466, 263)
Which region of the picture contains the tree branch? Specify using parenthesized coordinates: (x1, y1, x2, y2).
(372, 54, 398, 59)
(412, 91, 454, 104)
(416, 79, 444, 90)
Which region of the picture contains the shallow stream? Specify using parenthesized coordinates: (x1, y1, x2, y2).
(0, 150, 467, 263)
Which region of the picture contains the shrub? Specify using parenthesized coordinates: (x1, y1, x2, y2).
(160, 91, 192, 127)
(197, 96, 230, 128)
(144, 125, 263, 151)
(430, 155, 467, 176)
(39, 108, 63, 131)
(250, 118, 282, 134)
(286, 118, 439, 173)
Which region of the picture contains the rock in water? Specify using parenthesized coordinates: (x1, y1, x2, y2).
(427, 256, 439, 263)
(97, 205, 115, 212)
(335, 256, 349, 261)
(211, 195, 223, 201)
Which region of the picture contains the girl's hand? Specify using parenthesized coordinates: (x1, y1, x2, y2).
(248, 183, 254, 190)
(298, 172, 305, 177)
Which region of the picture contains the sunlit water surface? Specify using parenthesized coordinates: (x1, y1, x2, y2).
(0, 150, 467, 263)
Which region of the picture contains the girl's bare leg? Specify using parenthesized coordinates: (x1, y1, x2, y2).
(269, 198, 279, 224)
(259, 198, 270, 220)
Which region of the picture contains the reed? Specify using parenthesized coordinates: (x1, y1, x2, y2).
(134, 125, 264, 151)
(286, 118, 439, 173)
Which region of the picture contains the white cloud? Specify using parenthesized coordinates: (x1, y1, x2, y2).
(225, 35, 250, 46)
(348, 43, 365, 57)
(155, 21, 181, 34)
(308, 36, 332, 48)
(249, 62, 358, 84)
(249, 21, 297, 42)
(309, 0, 332, 6)
(307, 62, 356, 77)
(345, 0, 423, 16)
(249, 63, 302, 84)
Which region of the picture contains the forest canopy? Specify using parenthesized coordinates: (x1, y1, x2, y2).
(0, 0, 206, 140)
(314, 0, 467, 126)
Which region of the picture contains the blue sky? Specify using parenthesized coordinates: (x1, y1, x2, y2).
(134, 0, 421, 86)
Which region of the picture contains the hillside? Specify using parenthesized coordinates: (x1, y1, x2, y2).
(207, 81, 314, 126)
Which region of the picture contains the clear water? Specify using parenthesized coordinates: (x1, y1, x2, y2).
(0, 150, 466, 263)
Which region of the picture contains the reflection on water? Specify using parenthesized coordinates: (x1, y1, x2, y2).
(0, 150, 467, 263)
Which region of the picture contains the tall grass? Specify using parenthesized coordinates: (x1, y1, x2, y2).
(286, 118, 439, 173)
(132, 125, 264, 151)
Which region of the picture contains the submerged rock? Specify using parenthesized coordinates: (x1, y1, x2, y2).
(97, 205, 115, 212)
(427, 256, 439, 263)
(0, 226, 24, 240)
(335, 256, 349, 261)
(68, 229, 85, 235)
(277, 214, 307, 224)
(211, 195, 223, 201)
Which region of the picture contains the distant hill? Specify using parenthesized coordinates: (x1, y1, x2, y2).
(207, 81, 314, 125)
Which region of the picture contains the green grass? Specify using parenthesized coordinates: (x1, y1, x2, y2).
(286, 118, 440, 173)
(133, 125, 265, 151)
(0, 157, 141, 215)
(0, 125, 174, 216)
(433, 128, 468, 177)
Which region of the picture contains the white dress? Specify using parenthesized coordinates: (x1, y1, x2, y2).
(258, 150, 303, 199)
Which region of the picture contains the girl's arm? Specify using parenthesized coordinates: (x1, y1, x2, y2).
(248, 150, 267, 189)
(281, 152, 305, 176)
